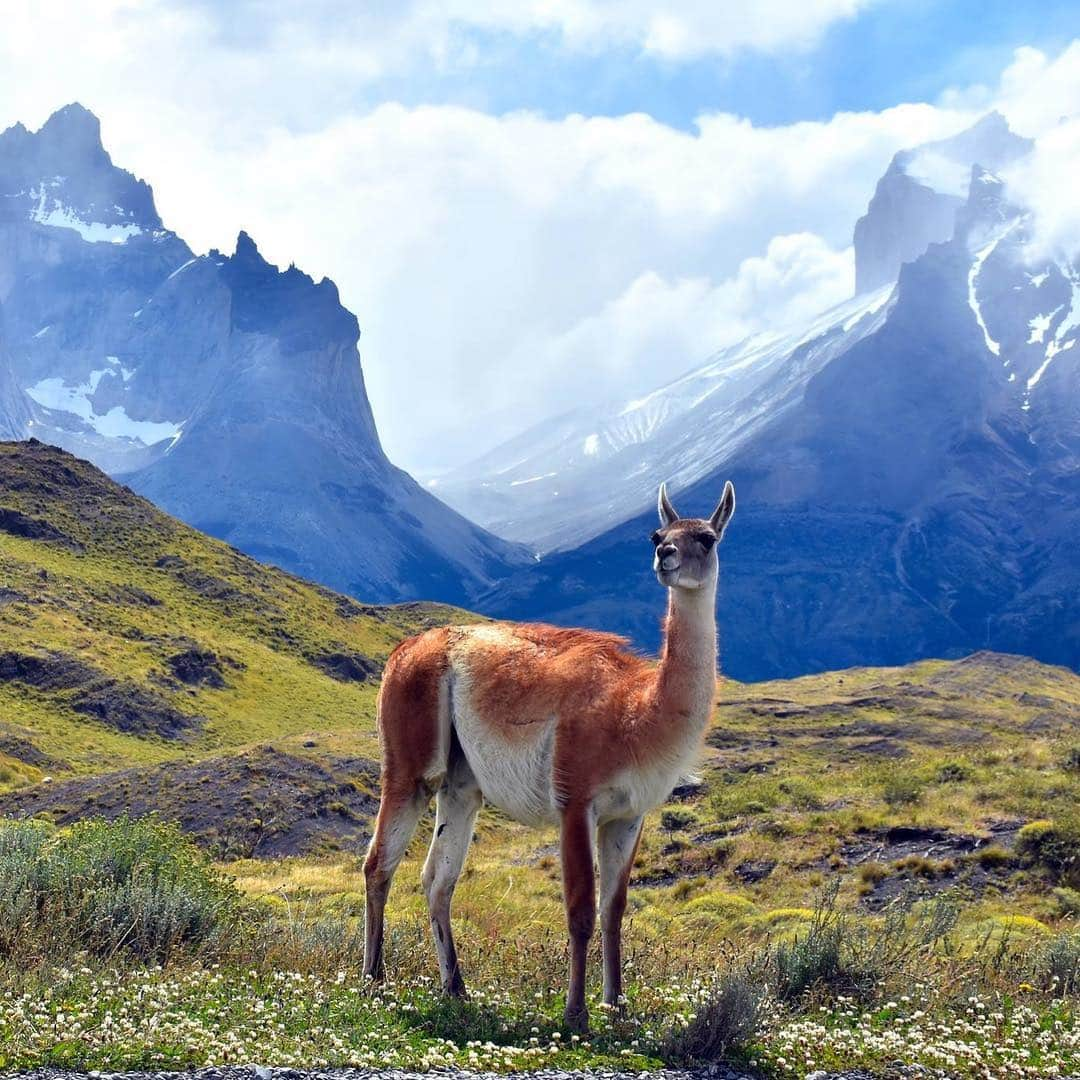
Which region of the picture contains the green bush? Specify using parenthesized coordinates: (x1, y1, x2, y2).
(0, 816, 239, 962)
(1063, 747, 1080, 773)
(1035, 931, 1080, 995)
(882, 773, 924, 807)
(659, 808, 698, 832)
(1016, 818, 1080, 887)
(935, 761, 971, 784)
(662, 971, 766, 1064)
(1053, 886, 1080, 917)
(771, 883, 957, 1004)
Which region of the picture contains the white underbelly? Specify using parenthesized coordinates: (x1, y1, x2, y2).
(452, 707, 559, 827)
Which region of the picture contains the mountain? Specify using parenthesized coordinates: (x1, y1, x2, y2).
(0, 439, 482, 851)
(0, 321, 30, 440)
(432, 287, 894, 551)
(481, 118, 1080, 681)
(853, 111, 1032, 293)
(0, 104, 526, 604)
(438, 114, 1033, 555)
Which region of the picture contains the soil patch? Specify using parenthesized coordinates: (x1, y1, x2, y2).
(166, 643, 231, 689)
(70, 682, 204, 740)
(0, 746, 381, 858)
(0, 507, 84, 551)
(309, 651, 380, 684)
(0, 651, 98, 691)
(840, 823, 1025, 910)
(0, 732, 67, 770)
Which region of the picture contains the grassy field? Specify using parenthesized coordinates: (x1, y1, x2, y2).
(1, 440, 1079, 1076)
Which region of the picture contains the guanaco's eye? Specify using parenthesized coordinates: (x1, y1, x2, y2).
(650, 530, 662, 546)
(696, 533, 717, 550)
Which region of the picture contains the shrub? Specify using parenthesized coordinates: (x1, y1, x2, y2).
(1016, 818, 1080, 886)
(882, 773, 923, 807)
(1036, 931, 1080, 994)
(935, 761, 971, 783)
(662, 971, 766, 1065)
(771, 883, 958, 1003)
(857, 862, 890, 884)
(1053, 886, 1080, 917)
(777, 779, 824, 811)
(1063, 746, 1080, 773)
(976, 845, 1014, 869)
(0, 816, 239, 962)
(660, 808, 698, 832)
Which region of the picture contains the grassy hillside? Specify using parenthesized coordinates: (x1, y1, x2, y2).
(1, 441, 1079, 1076)
(3, 437, 1080, 913)
(0, 440, 478, 850)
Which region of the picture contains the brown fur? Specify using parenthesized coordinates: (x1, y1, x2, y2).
(375, 625, 451, 798)
(454, 617, 709, 806)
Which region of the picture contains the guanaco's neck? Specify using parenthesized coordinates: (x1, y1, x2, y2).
(652, 579, 718, 730)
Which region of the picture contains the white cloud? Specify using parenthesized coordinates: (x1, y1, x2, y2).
(0, 0, 971, 469)
(212, 102, 961, 465)
(3, 6, 1080, 472)
(497, 235, 855, 425)
(994, 43, 1080, 136)
(1006, 117, 1080, 261)
(436, 0, 873, 60)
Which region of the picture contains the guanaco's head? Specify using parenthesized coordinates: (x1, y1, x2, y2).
(651, 480, 735, 591)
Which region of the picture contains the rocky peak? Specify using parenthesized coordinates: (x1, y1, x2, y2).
(853, 163, 960, 293)
(954, 165, 1015, 242)
(233, 230, 266, 266)
(35, 103, 105, 160)
(0, 103, 161, 231)
(853, 113, 1033, 295)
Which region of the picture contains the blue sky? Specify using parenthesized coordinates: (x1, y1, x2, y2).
(2, 2, 1079, 471)
(366, 1, 1080, 129)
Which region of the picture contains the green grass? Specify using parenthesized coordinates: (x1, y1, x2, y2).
(4, 441, 1080, 1075)
(0, 441, 478, 781)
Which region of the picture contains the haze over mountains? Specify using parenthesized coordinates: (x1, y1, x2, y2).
(0, 104, 526, 606)
(435, 112, 1040, 554)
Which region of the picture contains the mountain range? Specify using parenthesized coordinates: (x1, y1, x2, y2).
(0, 104, 526, 606)
(2, 104, 1079, 683)
(469, 113, 1080, 680)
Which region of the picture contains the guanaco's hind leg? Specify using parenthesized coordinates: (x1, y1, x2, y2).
(421, 743, 481, 996)
(598, 815, 644, 1008)
(364, 630, 452, 981)
(560, 803, 597, 1032)
(363, 785, 429, 981)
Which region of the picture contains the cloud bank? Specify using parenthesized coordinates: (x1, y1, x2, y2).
(1, 5, 1079, 469)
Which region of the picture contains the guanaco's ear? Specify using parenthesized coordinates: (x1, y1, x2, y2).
(709, 480, 735, 538)
(657, 481, 679, 527)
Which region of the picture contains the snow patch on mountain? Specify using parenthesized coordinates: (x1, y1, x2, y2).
(967, 223, 1020, 358)
(25, 372, 181, 446)
(30, 184, 142, 244)
(1020, 267, 1078, 408)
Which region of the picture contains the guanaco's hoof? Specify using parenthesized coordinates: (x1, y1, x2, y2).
(563, 1005, 590, 1034)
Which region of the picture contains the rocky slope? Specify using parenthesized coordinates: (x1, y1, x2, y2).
(0, 104, 526, 604)
(432, 288, 894, 552)
(853, 110, 1030, 292)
